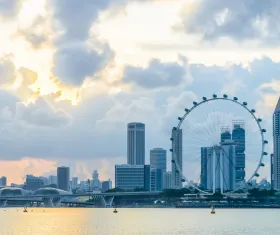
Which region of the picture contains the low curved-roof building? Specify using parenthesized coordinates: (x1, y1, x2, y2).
(0, 187, 30, 196)
(33, 187, 70, 196)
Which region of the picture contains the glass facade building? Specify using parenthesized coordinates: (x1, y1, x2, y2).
(57, 166, 70, 191)
(150, 148, 166, 173)
(172, 128, 182, 189)
(150, 168, 162, 191)
(127, 123, 145, 165)
(115, 164, 150, 191)
(273, 98, 280, 190)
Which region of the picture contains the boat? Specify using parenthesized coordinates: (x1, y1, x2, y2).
(113, 208, 118, 213)
(210, 205, 215, 214)
(23, 207, 28, 213)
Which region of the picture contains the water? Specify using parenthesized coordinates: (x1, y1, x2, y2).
(0, 208, 279, 235)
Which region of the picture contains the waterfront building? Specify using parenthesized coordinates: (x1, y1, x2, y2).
(201, 141, 236, 192)
(101, 179, 112, 192)
(163, 171, 172, 189)
(171, 128, 182, 189)
(150, 148, 166, 173)
(71, 177, 78, 190)
(232, 120, 246, 184)
(0, 176, 7, 187)
(115, 164, 150, 191)
(39, 177, 48, 186)
(127, 122, 145, 165)
(48, 175, 57, 185)
(221, 127, 231, 143)
(57, 166, 70, 191)
(25, 175, 43, 191)
(271, 154, 274, 190)
(92, 170, 100, 190)
(273, 98, 280, 190)
(150, 168, 162, 191)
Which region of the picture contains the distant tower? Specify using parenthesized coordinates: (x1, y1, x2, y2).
(232, 120, 245, 184)
(221, 126, 231, 143)
(273, 98, 280, 190)
(150, 148, 167, 173)
(57, 166, 70, 191)
(127, 123, 145, 165)
(92, 170, 100, 189)
(171, 128, 182, 189)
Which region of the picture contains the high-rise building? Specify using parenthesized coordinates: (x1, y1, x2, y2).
(25, 175, 43, 191)
(92, 170, 100, 189)
(150, 148, 167, 173)
(201, 147, 211, 189)
(232, 120, 245, 184)
(163, 172, 172, 189)
(57, 166, 70, 191)
(0, 176, 7, 187)
(221, 126, 231, 143)
(201, 141, 236, 192)
(115, 164, 150, 191)
(101, 179, 112, 192)
(127, 122, 145, 165)
(171, 128, 182, 189)
(150, 168, 162, 191)
(48, 175, 57, 186)
(273, 98, 280, 190)
(72, 177, 78, 190)
(271, 154, 274, 190)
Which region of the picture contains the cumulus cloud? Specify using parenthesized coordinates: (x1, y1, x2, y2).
(15, 98, 72, 128)
(53, 44, 114, 86)
(179, 0, 280, 43)
(0, 56, 16, 86)
(123, 58, 190, 89)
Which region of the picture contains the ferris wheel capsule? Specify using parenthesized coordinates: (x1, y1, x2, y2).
(223, 94, 228, 98)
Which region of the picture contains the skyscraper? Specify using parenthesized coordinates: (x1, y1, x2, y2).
(172, 128, 182, 189)
(221, 126, 231, 143)
(150, 148, 167, 173)
(201, 142, 236, 192)
(273, 98, 280, 190)
(150, 168, 163, 191)
(0, 176, 7, 187)
(127, 123, 145, 165)
(163, 172, 172, 189)
(232, 120, 245, 184)
(57, 166, 70, 191)
(92, 170, 100, 189)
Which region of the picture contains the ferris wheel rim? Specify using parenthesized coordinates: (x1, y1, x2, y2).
(170, 94, 267, 194)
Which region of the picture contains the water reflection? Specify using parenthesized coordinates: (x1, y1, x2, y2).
(0, 208, 279, 235)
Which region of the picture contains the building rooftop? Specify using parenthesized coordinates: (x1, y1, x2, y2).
(275, 97, 280, 113)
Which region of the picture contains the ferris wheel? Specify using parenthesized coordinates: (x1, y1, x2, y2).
(170, 94, 268, 195)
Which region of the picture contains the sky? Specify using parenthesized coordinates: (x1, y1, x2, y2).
(0, 0, 279, 185)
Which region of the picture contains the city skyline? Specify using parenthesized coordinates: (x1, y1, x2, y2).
(0, 0, 279, 186)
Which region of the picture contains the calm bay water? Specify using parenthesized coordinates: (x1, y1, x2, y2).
(0, 208, 279, 235)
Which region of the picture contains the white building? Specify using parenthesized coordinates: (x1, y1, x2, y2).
(163, 172, 172, 189)
(204, 141, 236, 192)
(115, 164, 150, 191)
(273, 98, 280, 190)
(127, 123, 145, 165)
(171, 128, 182, 189)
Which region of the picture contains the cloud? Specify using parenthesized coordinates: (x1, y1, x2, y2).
(53, 43, 114, 86)
(15, 98, 72, 128)
(0, 56, 16, 86)
(179, 0, 280, 43)
(0, 0, 22, 19)
(0, 157, 57, 185)
(123, 58, 190, 89)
